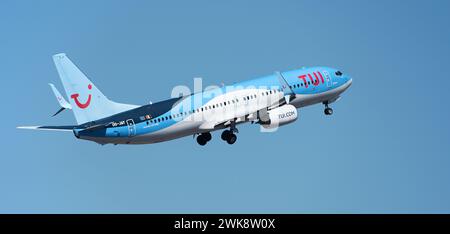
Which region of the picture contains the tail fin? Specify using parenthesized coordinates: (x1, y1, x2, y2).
(53, 53, 138, 124)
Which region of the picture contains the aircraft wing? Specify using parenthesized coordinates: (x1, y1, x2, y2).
(198, 113, 257, 130)
(199, 121, 217, 130)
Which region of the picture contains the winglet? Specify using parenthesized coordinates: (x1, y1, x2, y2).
(275, 71, 295, 104)
(49, 83, 71, 116)
(49, 83, 71, 109)
(275, 71, 295, 96)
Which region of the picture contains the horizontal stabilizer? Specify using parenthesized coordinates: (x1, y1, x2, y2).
(17, 125, 77, 132)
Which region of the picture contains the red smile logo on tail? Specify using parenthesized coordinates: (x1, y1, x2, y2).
(70, 84, 92, 109)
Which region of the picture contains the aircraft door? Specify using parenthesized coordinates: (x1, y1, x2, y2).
(323, 71, 332, 88)
(126, 119, 136, 136)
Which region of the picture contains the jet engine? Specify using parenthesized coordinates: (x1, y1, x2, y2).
(261, 104, 298, 129)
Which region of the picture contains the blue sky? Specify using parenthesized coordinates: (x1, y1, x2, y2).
(1, 0, 450, 213)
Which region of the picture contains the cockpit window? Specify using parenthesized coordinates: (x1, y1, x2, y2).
(335, 71, 343, 76)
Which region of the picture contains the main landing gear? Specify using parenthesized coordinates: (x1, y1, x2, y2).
(221, 130, 237, 145)
(323, 101, 334, 116)
(221, 121, 238, 145)
(196, 121, 239, 146)
(196, 132, 212, 146)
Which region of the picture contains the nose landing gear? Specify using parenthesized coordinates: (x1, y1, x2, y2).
(323, 101, 333, 115)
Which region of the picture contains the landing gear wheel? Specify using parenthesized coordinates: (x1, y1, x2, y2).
(324, 107, 333, 115)
(203, 132, 212, 142)
(221, 130, 231, 141)
(226, 133, 237, 145)
(196, 135, 207, 146)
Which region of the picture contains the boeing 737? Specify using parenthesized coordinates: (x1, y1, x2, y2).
(18, 53, 352, 145)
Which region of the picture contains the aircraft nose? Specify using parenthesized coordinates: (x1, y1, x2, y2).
(344, 77, 352, 91)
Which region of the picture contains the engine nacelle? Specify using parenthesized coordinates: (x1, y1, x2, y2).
(261, 104, 298, 129)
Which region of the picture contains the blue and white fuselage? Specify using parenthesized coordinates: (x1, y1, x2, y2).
(19, 54, 352, 146)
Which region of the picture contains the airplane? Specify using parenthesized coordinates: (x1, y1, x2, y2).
(18, 53, 352, 146)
